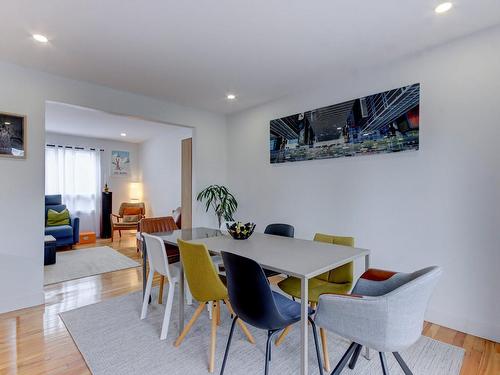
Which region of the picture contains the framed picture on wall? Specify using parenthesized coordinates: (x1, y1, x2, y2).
(111, 150, 130, 176)
(270, 83, 420, 164)
(0, 112, 26, 159)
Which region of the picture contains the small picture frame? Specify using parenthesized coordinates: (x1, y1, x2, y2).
(111, 150, 130, 176)
(0, 112, 26, 159)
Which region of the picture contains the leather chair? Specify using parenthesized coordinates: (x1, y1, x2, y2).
(220, 251, 323, 375)
(139, 216, 179, 304)
(175, 240, 255, 373)
(44, 195, 80, 248)
(111, 202, 145, 238)
(314, 266, 442, 375)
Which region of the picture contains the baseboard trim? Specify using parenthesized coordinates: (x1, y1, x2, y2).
(426, 307, 500, 343)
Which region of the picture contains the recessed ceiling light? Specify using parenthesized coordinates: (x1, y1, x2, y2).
(435, 2, 453, 14)
(32, 34, 49, 43)
(226, 94, 236, 100)
(120, 133, 127, 137)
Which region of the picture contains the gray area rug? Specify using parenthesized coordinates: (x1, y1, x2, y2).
(44, 246, 139, 285)
(60, 288, 464, 375)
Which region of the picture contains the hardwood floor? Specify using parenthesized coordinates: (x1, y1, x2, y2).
(0, 232, 498, 374)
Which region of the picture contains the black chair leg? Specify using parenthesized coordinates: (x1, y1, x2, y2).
(348, 343, 362, 369)
(308, 317, 324, 375)
(220, 316, 238, 375)
(379, 352, 389, 375)
(393, 352, 413, 375)
(265, 331, 274, 375)
(330, 342, 357, 375)
(268, 331, 273, 362)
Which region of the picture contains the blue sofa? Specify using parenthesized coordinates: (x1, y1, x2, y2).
(45, 195, 80, 248)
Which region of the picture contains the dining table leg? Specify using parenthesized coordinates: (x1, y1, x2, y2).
(178, 262, 185, 335)
(364, 253, 371, 360)
(300, 277, 309, 375)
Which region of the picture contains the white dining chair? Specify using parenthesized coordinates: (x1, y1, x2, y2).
(141, 233, 180, 340)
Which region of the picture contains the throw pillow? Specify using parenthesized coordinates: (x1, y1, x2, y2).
(47, 208, 70, 226)
(123, 214, 140, 223)
(123, 207, 142, 215)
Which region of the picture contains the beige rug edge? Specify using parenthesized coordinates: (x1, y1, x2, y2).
(44, 246, 140, 285)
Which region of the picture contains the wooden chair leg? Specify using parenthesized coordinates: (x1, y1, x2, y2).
(174, 302, 206, 347)
(216, 299, 221, 326)
(209, 301, 219, 373)
(275, 325, 292, 346)
(158, 275, 165, 304)
(224, 299, 255, 344)
(320, 328, 331, 372)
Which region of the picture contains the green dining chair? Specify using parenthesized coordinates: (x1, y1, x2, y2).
(276, 233, 355, 371)
(174, 239, 255, 373)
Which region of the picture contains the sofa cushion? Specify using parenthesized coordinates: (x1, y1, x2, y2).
(47, 208, 70, 226)
(45, 225, 73, 239)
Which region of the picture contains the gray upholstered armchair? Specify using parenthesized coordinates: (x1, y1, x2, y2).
(314, 266, 442, 375)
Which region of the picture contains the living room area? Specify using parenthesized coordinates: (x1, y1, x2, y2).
(43, 101, 192, 285)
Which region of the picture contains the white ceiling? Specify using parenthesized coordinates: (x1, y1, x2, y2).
(45, 101, 191, 143)
(2, 1, 500, 114)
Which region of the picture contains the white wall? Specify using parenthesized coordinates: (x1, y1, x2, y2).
(226, 27, 500, 342)
(139, 126, 193, 217)
(45, 132, 140, 229)
(0, 61, 227, 313)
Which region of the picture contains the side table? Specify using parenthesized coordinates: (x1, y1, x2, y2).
(44, 235, 57, 265)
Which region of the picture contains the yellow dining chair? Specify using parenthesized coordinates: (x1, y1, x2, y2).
(174, 239, 255, 373)
(276, 233, 355, 371)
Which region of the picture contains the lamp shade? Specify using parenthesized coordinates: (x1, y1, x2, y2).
(129, 182, 143, 202)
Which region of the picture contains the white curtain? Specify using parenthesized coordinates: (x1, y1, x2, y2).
(45, 146, 102, 233)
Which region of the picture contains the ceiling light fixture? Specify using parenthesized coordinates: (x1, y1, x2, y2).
(226, 94, 236, 100)
(4, 122, 11, 125)
(32, 34, 49, 43)
(120, 133, 127, 137)
(435, 2, 453, 14)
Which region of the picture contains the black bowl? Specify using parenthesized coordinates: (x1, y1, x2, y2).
(226, 222, 256, 240)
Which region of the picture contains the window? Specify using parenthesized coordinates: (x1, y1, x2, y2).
(45, 146, 102, 232)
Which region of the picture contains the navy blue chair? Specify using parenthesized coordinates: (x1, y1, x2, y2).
(45, 195, 80, 248)
(220, 251, 323, 375)
(264, 223, 294, 238)
(263, 223, 294, 277)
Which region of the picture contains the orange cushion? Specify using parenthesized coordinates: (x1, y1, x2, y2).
(123, 207, 142, 215)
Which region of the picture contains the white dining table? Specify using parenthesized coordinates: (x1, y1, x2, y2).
(183, 231, 371, 375)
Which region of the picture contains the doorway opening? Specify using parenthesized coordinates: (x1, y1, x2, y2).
(43, 100, 192, 284)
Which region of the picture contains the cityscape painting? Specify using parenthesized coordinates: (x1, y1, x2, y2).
(270, 83, 420, 164)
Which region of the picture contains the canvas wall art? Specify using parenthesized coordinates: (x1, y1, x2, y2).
(0, 112, 26, 158)
(270, 83, 420, 164)
(111, 150, 130, 176)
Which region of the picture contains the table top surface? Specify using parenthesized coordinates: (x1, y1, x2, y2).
(191, 229, 369, 279)
(149, 227, 223, 245)
(148, 227, 369, 279)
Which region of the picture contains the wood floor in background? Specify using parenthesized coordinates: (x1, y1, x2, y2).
(0, 232, 498, 375)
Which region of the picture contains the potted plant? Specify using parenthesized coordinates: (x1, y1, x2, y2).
(196, 185, 238, 228)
